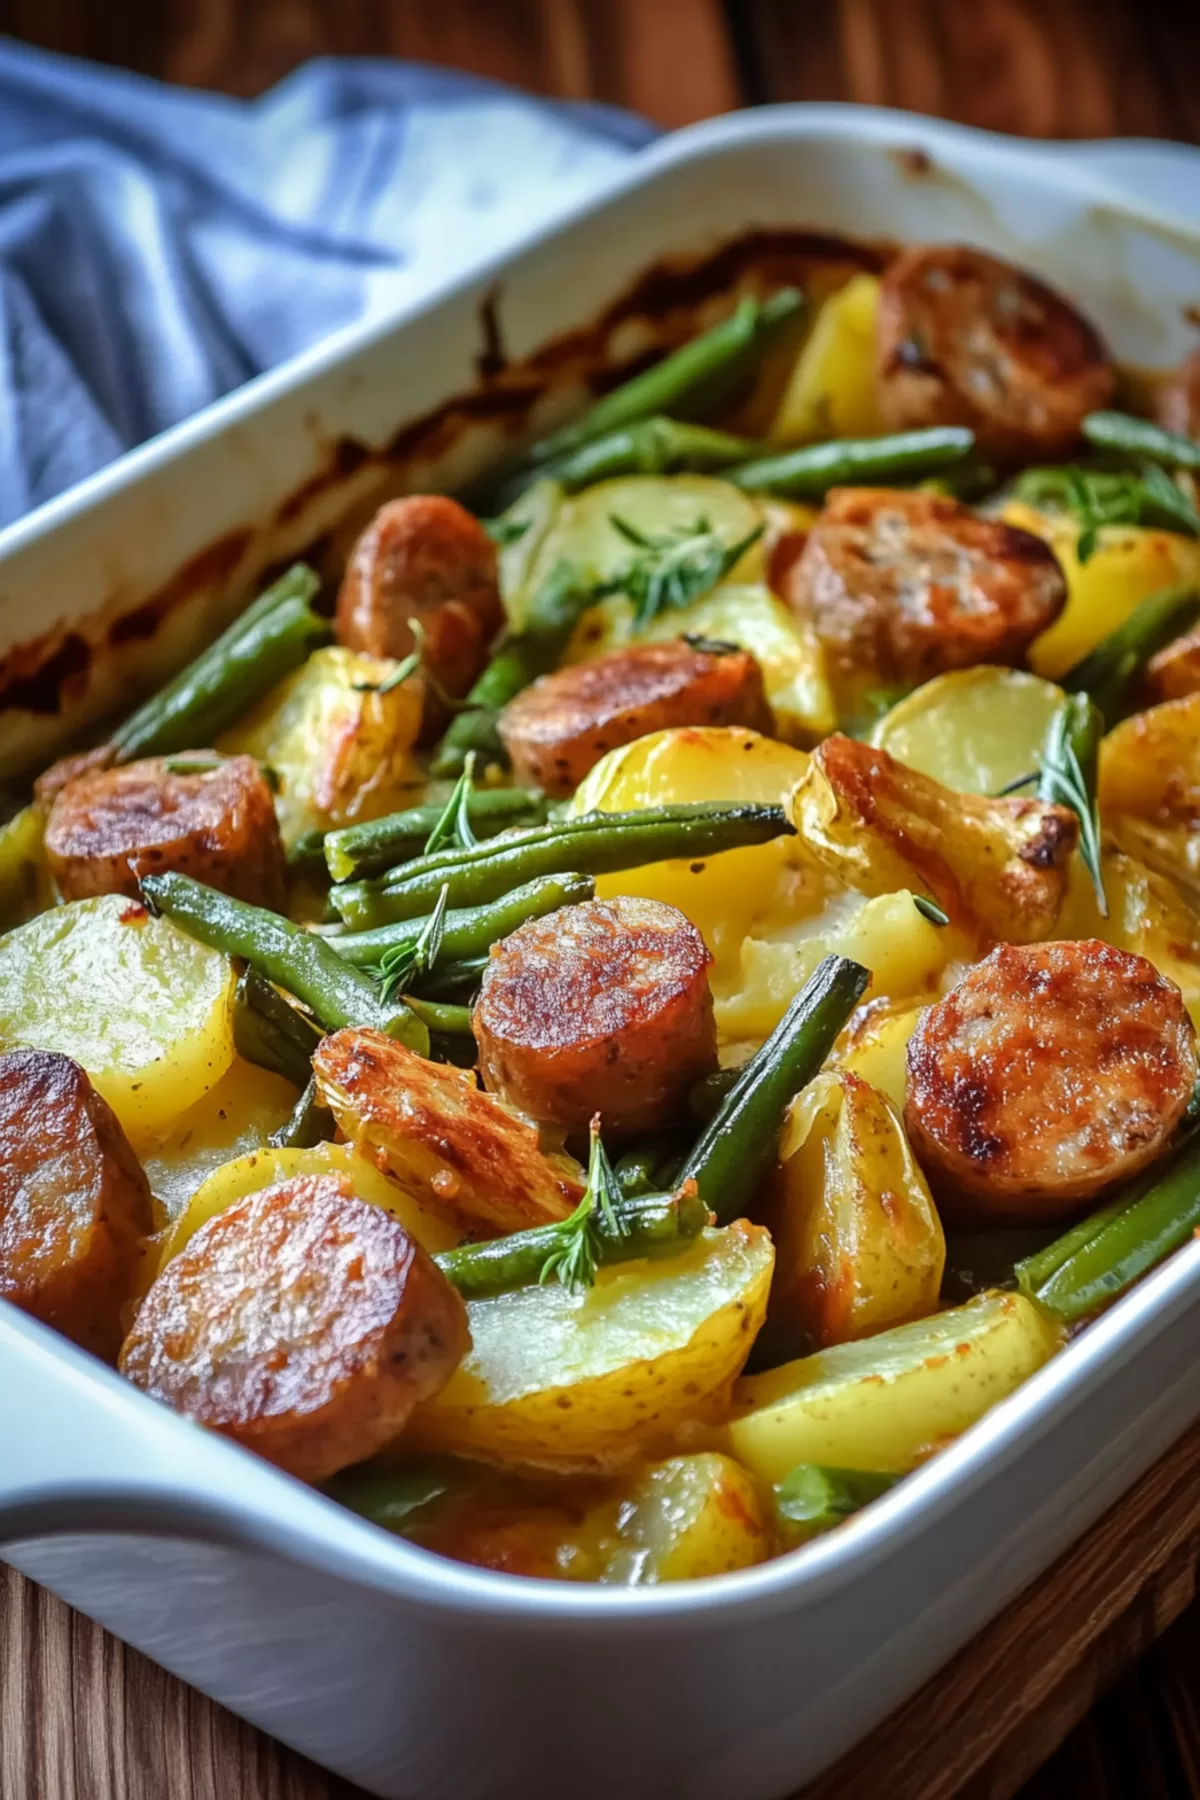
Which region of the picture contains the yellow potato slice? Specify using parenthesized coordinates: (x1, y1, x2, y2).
(527, 474, 764, 599)
(142, 1056, 298, 1229)
(159, 1138, 463, 1269)
(496, 476, 564, 625)
(1059, 846, 1200, 1028)
(599, 1453, 769, 1584)
(730, 1291, 1061, 1483)
(1099, 693, 1200, 897)
(872, 667, 1064, 796)
(1003, 502, 1200, 681)
(220, 644, 424, 846)
(0, 894, 234, 1148)
(0, 803, 53, 930)
(767, 1070, 944, 1347)
(830, 995, 929, 1115)
(408, 1222, 774, 1473)
(768, 273, 885, 443)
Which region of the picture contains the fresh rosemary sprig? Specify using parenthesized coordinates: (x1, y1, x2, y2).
(422, 754, 479, 857)
(537, 1120, 629, 1294)
(375, 883, 450, 1004)
(1016, 465, 1200, 564)
(1037, 694, 1107, 917)
(353, 617, 425, 697)
(483, 515, 531, 547)
(912, 894, 949, 926)
(599, 514, 764, 629)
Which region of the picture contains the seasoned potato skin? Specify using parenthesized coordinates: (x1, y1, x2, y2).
(475, 896, 717, 1139)
(45, 754, 286, 908)
(905, 940, 1196, 1220)
(877, 244, 1115, 460)
(0, 1048, 152, 1359)
(336, 496, 504, 717)
(784, 488, 1066, 691)
(1156, 347, 1200, 439)
(498, 642, 773, 797)
(794, 734, 1078, 945)
(119, 1174, 469, 1482)
(314, 1029, 583, 1233)
(1145, 625, 1200, 705)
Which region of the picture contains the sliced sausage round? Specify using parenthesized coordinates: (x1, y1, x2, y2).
(1156, 347, 1200, 440)
(474, 896, 717, 1140)
(784, 487, 1066, 691)
(0, 1049, 153, 1359)
(45, 753, 287, 908)
(877, 245, 1115, 460)
(905, 939, 1196, 1221)
(119, 1174, 469, 1483)
(498, 640, 773, 797)
(336, 496, 504, 715)
(1145, 624, 1200, 705)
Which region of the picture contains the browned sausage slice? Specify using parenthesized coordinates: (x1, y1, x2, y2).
(1145, 624, 1200, 704)
(474, 896, 717, 1140)
(336, 496, 504, 715)
(44, 753, 287, 907)
(877, 245, 1115, 460)
(784, 488, 1066, 691)
(905, 940, 1196, 1221)
(0, 1049, 153, 1359)
(119, 1174, 469, 1483)
(498, 640, 773, 797)
(1156, 347, 1200, 440)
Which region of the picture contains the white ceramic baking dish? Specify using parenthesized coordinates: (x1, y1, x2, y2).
(2, 106, 1200, 1800)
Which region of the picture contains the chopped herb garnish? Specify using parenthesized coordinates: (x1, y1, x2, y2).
(1016, 464, 1200, 564)
(913, 894, 949, 927)
(598, 514, 764, 629)
(483, 515, 531, 547)
(375, 884, 450, 1004)
(1038, 695, 1108, 917)
(537, 1120, 628, 1294)
(423, 754, 479, 857)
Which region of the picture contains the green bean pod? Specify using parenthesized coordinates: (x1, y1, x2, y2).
(402, 999, 475, 1037)
(269, 1076, 336, 1150)
(614, 1133, 690, 1200)
(416, 955, 490, 1000)
(323, 788, 550, 883)
(677, 953, 870, 1223)
(773, 1465, 900, 1546)
(331, 870, 596, 968)
(331, 802, 793, 930)
(728, 426, 975, 497)
(232, 966, 323, 1088)
(687, 1064, 742, 1125)
(112, 565, 328, 762)
(142, 872, 429, 1052)
(434, 1184, 710, 1300)
(1021, 1135, 1200, 1325)
(1081, 410, 1200, 471)
(1061, 582, 1200, 722)
(429, 560, 598, 779)
(527, 288, 805, 467)
(547, 418, 761, 492)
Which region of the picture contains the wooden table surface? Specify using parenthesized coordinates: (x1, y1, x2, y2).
(1, 3, 1200, 1797)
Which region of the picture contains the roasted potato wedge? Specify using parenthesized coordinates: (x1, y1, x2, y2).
(730, 1290, 1061, 1483)
(791, 735, 1077, 945)
(769, 273, 885, 444)
(219, 645, 423, 846)
(599, 1453, 769, 1584)
(408, 1222, 774, 1473)
(1100, 693, 1200, 896)
(872, 667, 1065, 797)
(1059, 847, 1200, 1029)
(829, 995, 929, 1115)
(765, 1070, 944, 1347)
(314, 1028, 583, 1233)
(0, 894, 235, 1148)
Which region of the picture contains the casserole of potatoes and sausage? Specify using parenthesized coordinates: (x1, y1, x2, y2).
(3, 243, 1200, 1584)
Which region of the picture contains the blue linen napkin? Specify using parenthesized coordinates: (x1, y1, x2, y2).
(0, 39, 655, 527)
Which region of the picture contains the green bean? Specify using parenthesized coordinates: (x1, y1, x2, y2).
(112, 566, 328, 762)
(614, 1133, 690, 1200)
(324, 788, 550, 883)
(142, 872, 429, 1052)
(434, 1185, 709, 1300)
(403, 998, 474, 1036)
(1061, 582, 1200, 722)
(331, 803, 793, 930)
(1014, 1194, 1135, 1297)
(728, 427, 975, 497)
(547, 418, 760, 491)
(269, 1076, 336, 1149)
(232, 967, 323, 1088)
(528, 289, 805, 466)
(773, 1465, 900, 1546)
(331, 871, 596, 967)
(1082, 410, 1200, 471)
(687, 1065, 742, 1125)
(1026, 1135, 1200, 1325)
(939, 1228, 1060, 1303)
(416, 955, 490, 1000)
(678, 954, 869, 1223)
(429, 560, 597, 779)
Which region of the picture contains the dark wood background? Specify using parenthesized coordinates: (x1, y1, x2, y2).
(1, 2, 1200, 1796)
